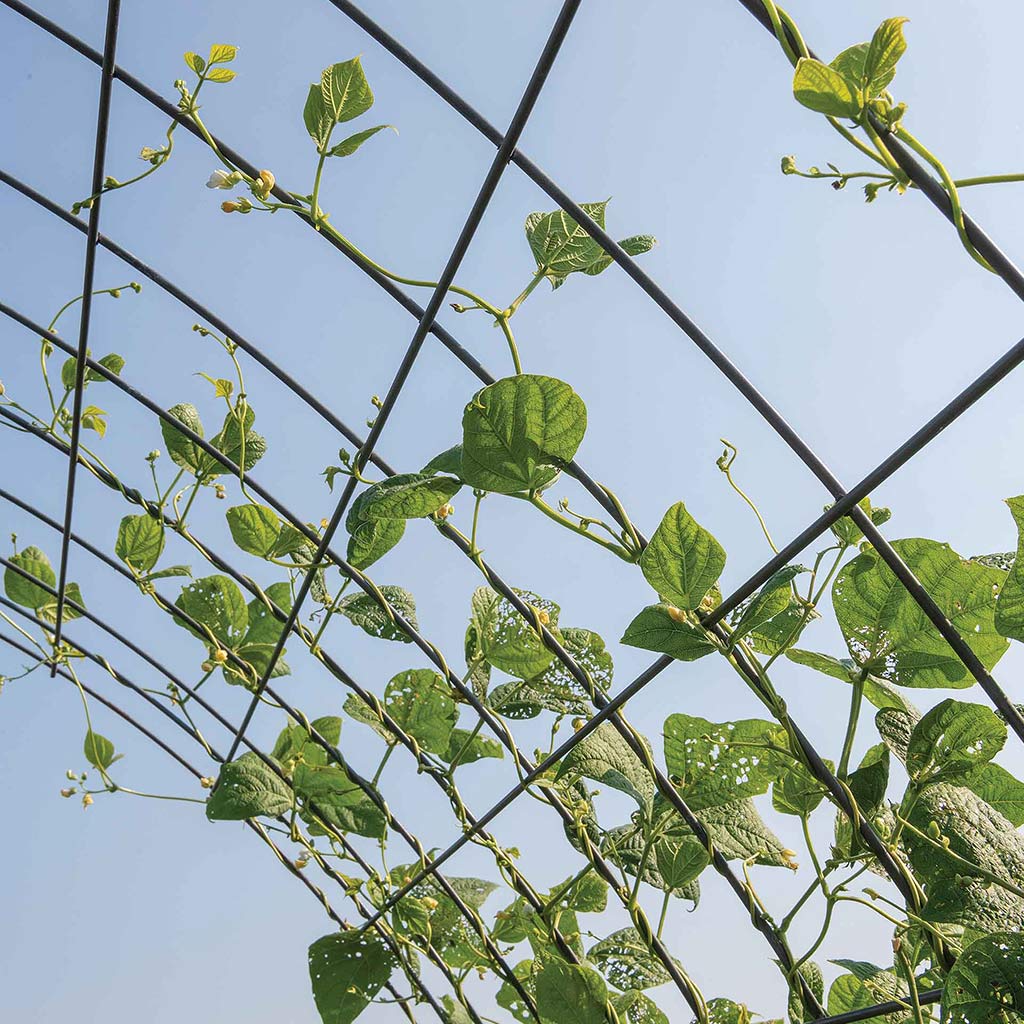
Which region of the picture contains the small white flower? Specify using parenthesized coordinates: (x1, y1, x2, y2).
(206, 169, 237, 189)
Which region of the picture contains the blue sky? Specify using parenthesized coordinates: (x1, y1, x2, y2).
(3, 1, 1024, 1021)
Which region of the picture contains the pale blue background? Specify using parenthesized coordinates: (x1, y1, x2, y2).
(3, 1, 1024, 1021)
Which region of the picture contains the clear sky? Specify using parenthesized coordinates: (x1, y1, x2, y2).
(3, 1, 1024, 1022)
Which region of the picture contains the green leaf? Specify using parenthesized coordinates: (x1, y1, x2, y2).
(204, 67, 236, 83)
(747, 603, 817, 658)
(4, 545, 56, 608)
(556, 721, 654, 809)
(383, 669, 456, 755)
(327, 124, 394, 157)
(143, 564, 193, 582)
(207, 44, 237, 64)
(183, 51, 205, 74)
(349, 473, 460, 521)
(601, 823, 702, 900)
(421, 444, 464, 477)
(489, 626, 611, 719)
(994, 495, 1024, 640)
(728, 565, 806, 647)
(654, 833, 710, 891)
(206, 752, 292, 820)
(589, 926, 675, 991)
(346, 517, 405, 570)
(960, 762, 1024, 827)
(699, 797, 791, 867)
(863, 18, 909, 97)
(790, 962, 825, 1024)
(233, 581, 293, 681)
(905, 699, 1006, 784)
(161, 403, 206, 475)
(460, 375, 586, 495)
(536, 960, 609, 1024)
(304, 84, 332, 149)
(308, 931, 397, 1024)
(337, 585, 417, 643)
(440, 727, 503, 766)
(524, 200, 654, 288)
(295, 764, 386, 838)
(272, 715, 342, 768)
(80, 404, 108, 438)
(664, 713, 789, 810)
(772, 757, 834, 817)
(226, 503, 281, 559)
(83, 730, 116, 770)
(785, 649, 911, 711)
(620, 605, 718, 661)
(829, 43, 869, 87)
(36, 581, 85, 625)
(206, 405, 266, 476)
(471, 586, 561, 678)
(793, 58, 863, 119)
(640, 502, 726, 611)
(826, 967, 908, 1024)
(828, 497, 891, 547)
(115, 513, 165, 572)
(943, 931, 1024, 1024)
(320, 57, 374, 125)
(613, 990, 669, 1024)
(60, 351, 125, 390)
(174, 574, 248, 649)
(832, 538, 1008, 688)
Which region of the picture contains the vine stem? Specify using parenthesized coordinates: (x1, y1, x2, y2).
(837, 668, 867, 779)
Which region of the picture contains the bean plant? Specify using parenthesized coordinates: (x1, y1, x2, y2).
(4, 8, 1024, 1024)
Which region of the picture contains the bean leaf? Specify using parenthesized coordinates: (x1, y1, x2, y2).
(556, 722, 655, 809)
(115, 513, 165, 572)
(206, 752, 292, 820)
(943, 932, 1024, 1024)
(620, 605, 718, 661)
(793, 58, 863, 119)
(84, 730, 116, 770)
(337, 585, 417, 643)
(4, 545, 56, 609)
(905, 699, 1006, 784)
(640, 502, 726, 611)
(308, 931, 397, 1024)
(460, 375, 586, 495)
(832, 538, 1008, 688)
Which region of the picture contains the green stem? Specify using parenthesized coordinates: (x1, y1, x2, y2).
(525, 493, 636, 562)
(371, 743, 396, 787)
(837, 669, 867, 779)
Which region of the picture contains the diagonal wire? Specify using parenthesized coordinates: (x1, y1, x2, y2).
(221, 0, 584, 765)
(0, 631, 459, 1024)
(49, 0, 121, 669)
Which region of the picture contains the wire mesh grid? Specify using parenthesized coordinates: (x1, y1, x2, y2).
(3, 2, 1023, 1022)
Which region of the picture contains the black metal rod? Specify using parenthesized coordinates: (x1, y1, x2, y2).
(221, 0, 584, 764)
(50, 0, 121, 663)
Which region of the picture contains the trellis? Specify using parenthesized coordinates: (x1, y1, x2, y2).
(2, 1, 1023, 1022)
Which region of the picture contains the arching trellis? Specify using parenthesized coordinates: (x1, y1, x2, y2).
(2, 0, 1023, 1021)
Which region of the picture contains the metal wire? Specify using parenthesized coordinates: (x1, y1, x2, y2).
(221, 0, 584, 766)
(49, 0, 121, 666)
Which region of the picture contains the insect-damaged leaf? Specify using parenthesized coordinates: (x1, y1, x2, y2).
(308, 930, 397, 1024)
(832, 538, 1007, 688)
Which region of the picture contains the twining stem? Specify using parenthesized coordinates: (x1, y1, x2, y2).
(524, 492, 637, 562)
(837, 668, 868, 779)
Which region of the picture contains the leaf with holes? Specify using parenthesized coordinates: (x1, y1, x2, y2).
(382, 669, 456, 755)
(832, 538, 1007, 688)
(308, 930, 397, 1024)
(337, 585, 417, 644)
(943, 931, 1024, 1024)
(470, 586, 561, 678)
(664, 713, 789, 810)
(174, 574, 248, 651)
(589, 927, 676, 991)
(206, 753, 292, 820)
(905, 699, 1005, 784)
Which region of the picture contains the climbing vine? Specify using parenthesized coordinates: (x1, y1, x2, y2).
(4, 9, 1024, 1024)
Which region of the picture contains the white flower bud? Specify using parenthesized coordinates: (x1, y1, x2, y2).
(207, 169, 240, 190)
